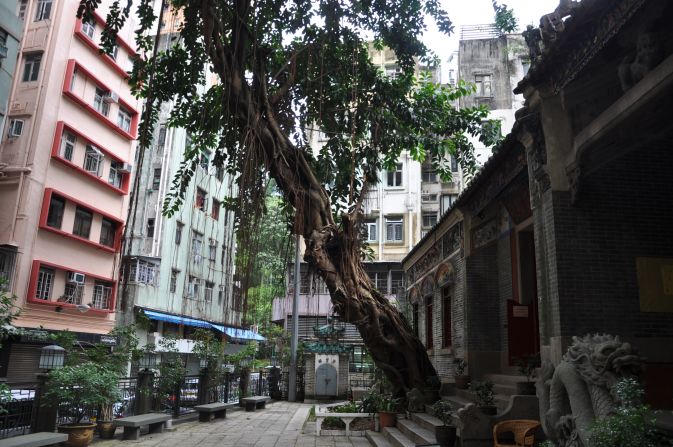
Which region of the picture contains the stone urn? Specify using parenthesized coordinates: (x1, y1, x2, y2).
(378, 411, 396, 429)
(57, 423, 96, 447)
(97, 420, 117, 439)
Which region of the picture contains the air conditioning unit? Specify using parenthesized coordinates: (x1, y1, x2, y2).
(103, 91, 119, 103)
(118, 162, 133, 173)
(8, 119, 24, 138)
(68, 272, 86, 284)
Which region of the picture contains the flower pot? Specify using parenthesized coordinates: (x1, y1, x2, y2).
(378, 411, 396, 429)
(97, 420, 117, 439)
(454, 375, 470, 389)
(478, 405, 498, 416)
(57, 423, 96, 447)
(435, 425, 457, 447)
(515, 381, 536, 396)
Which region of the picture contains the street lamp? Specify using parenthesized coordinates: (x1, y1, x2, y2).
(39, 345, 65, 370)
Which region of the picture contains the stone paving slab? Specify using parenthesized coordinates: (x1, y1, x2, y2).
(93, 402, 370, 447)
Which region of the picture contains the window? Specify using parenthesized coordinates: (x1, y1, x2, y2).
(442, 286, 452, 347)
(81, 19, 95, 39)
(69, 69, 78, 91)
(8, 119, 23, 137)
(451, 155, 458, 173)
(474, 74, 492, 97)
(211, 199, 220, 220)
(215, 165, 224, 182)
(34, 0, 52, 21)
(391, 271, 404, 295)
(441, 194, 457, 214)
(46, 195, 65, 229)
(425, 295, 434, 348)
(362, 219, 377, 242)
(62, 281, 83, 304)
(170, 269, 178, 293)
(36, 267, 55, 300)
(108, 161, 123, 188)
(146, 218, 155, 238)
(187, 276, 200, 298)
(92, 281, 112, 309)
(110, 45, 118, 61)
(99, 218, 117, 247)
(218, 284, 225, 303)
(412, 303, 419, 336)
(385, 217, 403, 242)
(422, 212, 437, 229)
(117, 107, 132, 132)
(191, 231, 203, 263)
(152, 168, 161, 190)
(205, 281, 214, 301)
(128, 259, 158, 284)
(157, 125, 166, 148)
(18, 0, 28, 19)
(0, 249, 16, 290)
(386, 163, 403, 187)
(421, 193, 438, 203)
(196, 188, 207, 212)
(93, 88, 110, 116)
(61, 132, 76, 161)
(73, 207, 93, 238)
(209, 243, 216, 264)
(22, 54, 41, 82)
(421, 166, 437, 183)
(175, 222, 183, 245)
(349, 346, 374, 373)
(199, 151, 210, 170)
(221, 245, 227, 267)
(83, 145, 103, 176)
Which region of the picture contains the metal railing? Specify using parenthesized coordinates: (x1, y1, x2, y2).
(0, 386, 36, 439)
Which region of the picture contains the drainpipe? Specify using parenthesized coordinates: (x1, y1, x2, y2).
(288, 234, 300, 401)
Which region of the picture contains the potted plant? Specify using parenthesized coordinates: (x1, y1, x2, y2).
(471, 380, 497, 415)
(453, 358, 470, 389)
(431, 400, 457, 447)
(44, 362, 121, 447)
(515, 354, 539, 395)
(377, 394, 400, 429)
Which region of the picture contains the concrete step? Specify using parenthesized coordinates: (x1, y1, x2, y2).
(396, 418, 436, 445)
(443, 394, 473, 409)
(382, 427, 416, 447)
(444, 392, 510, 412)
(409, 412, 443, 433)
(493, 383, 518, 395)
(365, 430, 393, 447)
(483, 373, 530, 385)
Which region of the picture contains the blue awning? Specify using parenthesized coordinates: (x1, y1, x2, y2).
(143, 309, 265, 341)
(211, 324, 265, 341)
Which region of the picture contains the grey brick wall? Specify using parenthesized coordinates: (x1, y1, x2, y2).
(465, 242, 500, 352)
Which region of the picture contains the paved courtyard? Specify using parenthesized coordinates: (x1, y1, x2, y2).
(94, 402, 371, 447)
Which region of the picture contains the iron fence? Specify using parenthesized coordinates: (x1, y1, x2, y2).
(0, 386, 36, 439)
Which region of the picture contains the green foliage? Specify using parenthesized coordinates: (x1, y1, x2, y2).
(431, 400, 455, 426)
(191, 328, 225, 370)
(589, 378, 668, 447)
(359, 389, 381, 414)
(453, 358, 467, 376)
(471, 380, 495, 407)
(329, 401, 360, 413)
(517, 352, 539, 382)
(377, 394, 400, 413)
(44, 362, 121, 424)
(0, 280, 20, 349)
(492, 1, 518, 34)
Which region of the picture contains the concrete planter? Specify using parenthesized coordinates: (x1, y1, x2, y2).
(315, 402, 378, 436)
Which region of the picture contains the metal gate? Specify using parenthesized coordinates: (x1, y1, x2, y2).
(315, 364, 337, 396)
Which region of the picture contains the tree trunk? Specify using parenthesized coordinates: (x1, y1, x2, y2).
(202, 0, 437, 396)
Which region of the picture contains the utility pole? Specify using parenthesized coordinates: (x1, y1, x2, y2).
(288, 234, 301, 401)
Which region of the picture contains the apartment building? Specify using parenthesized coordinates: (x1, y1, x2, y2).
(0, 0, 139, 381)
(0, 0, 24, 138)
(120, 6, 253, 373)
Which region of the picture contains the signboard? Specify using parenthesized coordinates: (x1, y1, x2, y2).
(512, 305, 529, 318)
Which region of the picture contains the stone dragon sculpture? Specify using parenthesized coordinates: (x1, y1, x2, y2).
(536, 334, 644, 447)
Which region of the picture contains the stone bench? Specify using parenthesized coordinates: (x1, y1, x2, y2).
(0, 432, 68, 447)
(195, 402, 236, 422)
(116, 413, 171, 440)
(241, 396, 271, 412)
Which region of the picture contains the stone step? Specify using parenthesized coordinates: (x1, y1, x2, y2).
(382, 427, 416, 447)
(365, 430, 394, 447)
(483, 373, 530, 385)
(409, 412, 443, 433)
(396, 418, 437, 445)
(444, 392, 510, 412)
(493, 383, 518, 396)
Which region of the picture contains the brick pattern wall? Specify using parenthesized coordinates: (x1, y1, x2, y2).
(497, 227, 514, 354)
(304, 354, 315, 398)
(338, 353, 349, 398)
(465, 242, 500, 352)
(548, 145, 673, 338)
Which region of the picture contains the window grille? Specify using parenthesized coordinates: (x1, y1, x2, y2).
(36, 267, 55, 300)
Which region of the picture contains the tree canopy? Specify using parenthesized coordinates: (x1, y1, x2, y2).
(83, 0, 500, 395)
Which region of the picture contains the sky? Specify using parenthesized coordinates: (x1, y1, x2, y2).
(422, 0, 561, 66)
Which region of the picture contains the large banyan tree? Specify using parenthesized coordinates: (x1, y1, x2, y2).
(83, 0, 499, 396)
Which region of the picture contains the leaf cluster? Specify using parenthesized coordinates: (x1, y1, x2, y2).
(471, 380, 495, 407)
(492, 1, 518, 34)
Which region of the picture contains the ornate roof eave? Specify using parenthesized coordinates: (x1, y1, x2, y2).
(515, 0, 647, 95)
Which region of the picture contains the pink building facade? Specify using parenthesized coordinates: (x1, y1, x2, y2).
(0, 0, 138, 365)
